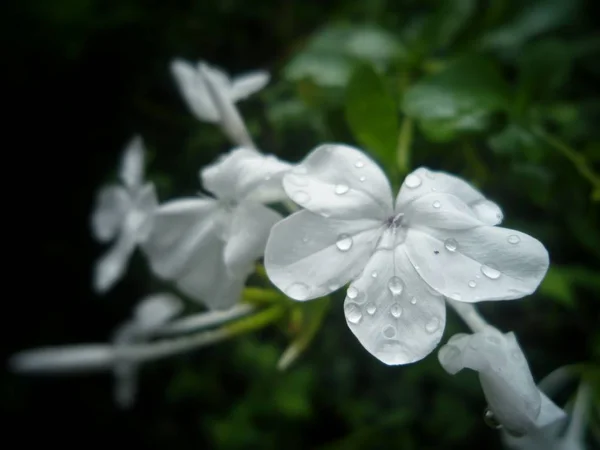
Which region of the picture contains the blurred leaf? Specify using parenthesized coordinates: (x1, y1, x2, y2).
(540, 266, 600, 308)
(403, 55, 509, 142)
(488, 123, 545, 162)
(345, 64, 399, 167)
(425, 0, 477, 50)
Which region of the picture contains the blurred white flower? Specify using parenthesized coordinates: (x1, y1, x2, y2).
(438, 327, 566, 437)
(91, 136, 158, 293)
(143, 148, 292, 310)
(9, 293, 182, 409)
(171, 59, 269, 148)
(265, 144, 549, 365)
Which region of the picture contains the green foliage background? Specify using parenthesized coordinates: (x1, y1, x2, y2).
(3, 0, 599, 448)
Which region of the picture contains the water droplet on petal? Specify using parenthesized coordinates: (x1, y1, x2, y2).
(468, 280, 477, 288)
(444, 238, 458, 252)
(359, 176, 366, 182)
(450, 292, 462, 300)
(327, 282, 340, 291)
(483, 407, 503, 430)
(354, 160, 364, 168)
(426, 171, 436, 180)
(285, 283, 310, 300)
(302, 236, 309, 243)
(410, 297, 417, 305)
(390, 303, 402, 318)
(433, 200, 441, 209)
(388, 277, 404, 296)
(344, 302, 362, 324)
(425, 317, 440, 333)
(347, 286, 359, 299)
(405, 174, 422, 188)
(335, 184, 349, 195)
(336, 234, 353, 251)
(293, 191, 310, 204)
(371, 271, 378, 278)
(481, 263, 501, 280)
(383, 326, 396, 338)
(366, 302, 376, 315)
(507, 235, 520, 245)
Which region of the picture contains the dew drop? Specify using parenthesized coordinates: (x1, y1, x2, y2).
(327, 282, 340, 291)
(302, 236, 309, 243)
(507, 235, 521, 245)
(425, 317, 440, 333)
(390, 303, 403, 318)
(383, 326, 396, 338)
(468, 280, 477, 288)
(481, 263, 501, 280)
(354, 160, 365, 168)
(366, 302, 377, 315)
(388, 277, 404, 296)
(483, 407, 502, 430)
(335, 184, 350, 195)
(433, 200, 441, 209)
(371, 271, 378, 278)
(336, 234, 353, 251)
(405, 174, 422, 188)
(450, 292, 462, 301)
(344, 302, 362, 324)
(444, 238, 458, 252)
(347, 286, 359, 299)
(285, 283, 310, 300)
(410, 297, 417, 305)
(425, 170, 436, 180)
(359, 176, 366, 182)
(292, 191, 310, 204)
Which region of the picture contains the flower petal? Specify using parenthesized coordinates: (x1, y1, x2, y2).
(343, 234, 446, 365)
(405, 223, 549, 302)
(133, 293, 183, 332)
(403, 192, 484, 231)
(396, 167, 503, 225)
(438, 329, 543, 436)
(230, 71, 270, 100)
(91, 185, 130, 242)
(170, 59, 219, 122)
(283, 144, 394, 221)
(93, 231, 136, 293)
(176, 267, 247, 310)
(201, 148, 291, 203)
(223, 202, 282, 276)
(128, 183, 159, 242)
(120, 135, 145, 189)
(9, 345, 115, 373)
(265, 210, 382, 300)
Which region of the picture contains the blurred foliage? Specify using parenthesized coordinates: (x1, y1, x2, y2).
(4, 0, 600, 449)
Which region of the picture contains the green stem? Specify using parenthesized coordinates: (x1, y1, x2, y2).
(396, 116, 413, 177)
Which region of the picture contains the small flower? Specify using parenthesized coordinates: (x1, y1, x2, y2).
(91, 136, 158, 293)
(438, 327, 566, 437)
(171, 59, 269, 148)
(143, 148, 292, 310)
(265, 144, 549, 365)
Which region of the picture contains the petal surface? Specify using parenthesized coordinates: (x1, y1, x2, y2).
(405, 223, 549, 302)
(265, 210, 383, 300)
(120, 135, 145, 189)
(91, 185, 130, 242)
(133, 293, 183, 332)
(343, 233, 446, 365)
(128, 183, 159, 242)
(223, 202, 282, 276)
(170, 59, 218, 122)
(230, 71, 270, 100)
(403, 192, 484, 231)
(283, 144, 394, 221)
(396, 167, 503, 225)
(93, 231, 136, 294)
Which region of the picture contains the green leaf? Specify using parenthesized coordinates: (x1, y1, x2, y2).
(540, 266, 600, 308)
(345, 64, 399, 167)
(403, 56, 509, 142)
(426, 0, 477, 50)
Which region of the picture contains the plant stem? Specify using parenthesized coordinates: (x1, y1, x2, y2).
(396, 116, 413, 176)
(446, 299, 489, 333)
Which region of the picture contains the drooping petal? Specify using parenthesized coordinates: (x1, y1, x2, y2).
(93, 231, 137, 294)
(230, 71, 270, 100)
(404, 223, 549, 302)
(395, 167, 503, 225)
(265, 210, 383, 301)
(438, 329, 546, 436)
(141, 197, 223, 278)
(283, 144, 394, 221)
(223, 202, 282, 276)
(199, 63, 254, 148)
(9, 345, 116, 373)
(170, 59, 219, 122)
(176, 266, 247, 310)
(127, 183, 159, 242)
(120, 135, 145, 189)
(343, 232, 446, 365)
(201, 148, 292, 203)
(133, 293, 183, 332)
(91, 185, 130, 242)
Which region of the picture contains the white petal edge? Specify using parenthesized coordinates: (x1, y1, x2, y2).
(133, 293, 183, 332)
(170, 59, 219, 122)
(120, 135, 145, 189)
(93, 232, 136, 294)
(230, 71, 270, 100)
(91, 185, 130, 242)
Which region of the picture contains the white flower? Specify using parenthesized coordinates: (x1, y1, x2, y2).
(91, 136, 158, 293)
(9, 293, 182, 408)
(171, 59, 269, 148)
(438, 327, 566, 437)
(142, 148, 292, 310)
(264, 144, 549, 365)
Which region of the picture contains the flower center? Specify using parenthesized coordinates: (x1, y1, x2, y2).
(386, 212, 404, 228)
